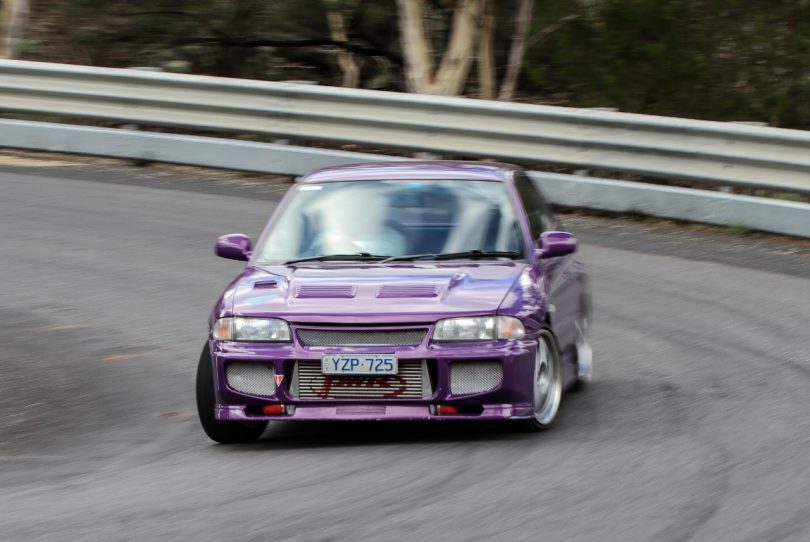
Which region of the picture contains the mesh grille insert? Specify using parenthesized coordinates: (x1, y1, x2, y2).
(450, 360, 503, 395)
(226, 362, 276, 396)
(294, 360, 429, 399)
(297, 329, 427, 347)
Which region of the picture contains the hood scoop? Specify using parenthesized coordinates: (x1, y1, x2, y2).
(294, 284, 356, 299)
(253, 280, 278, 289)
(376, 284, 440, 298)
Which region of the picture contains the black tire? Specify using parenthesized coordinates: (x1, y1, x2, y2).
(196, 343, 267, 444)
(569, 314, 593, 393)
(514, 329, 563, 432)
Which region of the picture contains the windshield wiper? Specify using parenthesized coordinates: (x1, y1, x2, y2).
(284, 252, 390, 265)
(381, 250, 522, 263)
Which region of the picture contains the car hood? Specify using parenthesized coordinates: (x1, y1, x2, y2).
(227, 263, 527, 324)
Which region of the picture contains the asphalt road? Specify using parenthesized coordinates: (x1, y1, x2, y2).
(1, 160, 809, 541)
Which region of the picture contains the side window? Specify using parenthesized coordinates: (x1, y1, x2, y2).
(514, 173, 557, 242)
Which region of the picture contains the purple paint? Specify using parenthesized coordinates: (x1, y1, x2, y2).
(538, 231, 577, 259)
(201, 161, 591, 433)
(215, 233, 251, 261)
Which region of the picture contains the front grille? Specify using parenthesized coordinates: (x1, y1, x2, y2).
(293, 360, 430, 399)
(450, 360, 503, 395)
(226, 362, 276, 396)
(297, 329, 427, 347)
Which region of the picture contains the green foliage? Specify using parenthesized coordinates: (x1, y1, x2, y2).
(25, 0, 337, 79)
(728, 221, 754, 236)
(19, 0, 810, 129)
(523, 0, 810, 128)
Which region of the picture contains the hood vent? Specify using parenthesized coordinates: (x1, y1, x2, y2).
(376, 284, 440, 298)
(294, 284, 356, 299)
(253, 280, 278, 289)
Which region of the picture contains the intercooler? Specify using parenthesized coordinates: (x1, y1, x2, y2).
(291, 360, 432, 399)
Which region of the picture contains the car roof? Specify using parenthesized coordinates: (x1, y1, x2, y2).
(300, 160, 522, 184)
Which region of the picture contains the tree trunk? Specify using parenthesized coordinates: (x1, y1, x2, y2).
(327, 10, 361, 88)
(212, 0, 261, 78)
(397, 0, 485, 96)
(477, 0, 495, 99)
(0, 0, 29, 59)
(397, 0, 434, 93)
(498, 0, 534, 101)
(430, 0, 485, 95)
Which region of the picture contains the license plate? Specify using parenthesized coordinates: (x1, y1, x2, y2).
(321, 354, 398, 375)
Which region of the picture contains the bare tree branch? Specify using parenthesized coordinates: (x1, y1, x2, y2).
(162, 36, 402, 66)
(498, 0, 534, 101)
(526, 14, 580, 48)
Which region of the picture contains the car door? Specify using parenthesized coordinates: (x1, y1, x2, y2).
(513, 173, 580, 349)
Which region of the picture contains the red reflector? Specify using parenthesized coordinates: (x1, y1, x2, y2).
(262, 404, 286, 415)
(436, 405, 460, 415)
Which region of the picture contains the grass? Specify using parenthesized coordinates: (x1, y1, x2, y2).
(772, 192, 810, 203)
(727, 222, 754, 236)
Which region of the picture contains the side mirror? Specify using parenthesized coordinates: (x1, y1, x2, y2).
(536, 231, 577, 259)
(215, 233, 252, 261)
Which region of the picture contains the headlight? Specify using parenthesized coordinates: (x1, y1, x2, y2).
(433, 316, 526, 341)
(212, 317, 291, 342)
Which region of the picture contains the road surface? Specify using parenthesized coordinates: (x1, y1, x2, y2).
(1, 159, 808, 541)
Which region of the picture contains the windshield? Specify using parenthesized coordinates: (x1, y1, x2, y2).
(254, 180, 525, 263)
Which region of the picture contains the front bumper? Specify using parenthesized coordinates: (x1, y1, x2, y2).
(210, 334, 538, 422)
(216, 403, 530, 422)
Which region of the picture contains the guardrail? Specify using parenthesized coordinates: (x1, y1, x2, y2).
(2, 119, 809, 238)
(1, 60, 809, 237)
(2, 59, 810, 194)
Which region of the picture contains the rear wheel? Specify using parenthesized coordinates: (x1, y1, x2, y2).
(516, 329, 563, 431)
(196, 343, 267, 444)
(570, 317, 593, 392)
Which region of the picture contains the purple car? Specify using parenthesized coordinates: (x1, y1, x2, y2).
(196, 161, 592, 443)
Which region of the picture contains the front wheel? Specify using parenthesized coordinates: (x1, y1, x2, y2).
(196, 343, 267, 444)
(516, 329, 563, 431)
